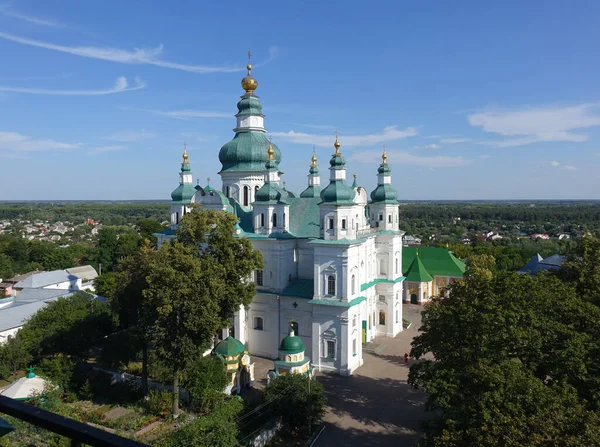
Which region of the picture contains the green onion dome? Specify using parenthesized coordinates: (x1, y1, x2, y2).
(279, 331, 305, 354)
(219, 132, 281, 173)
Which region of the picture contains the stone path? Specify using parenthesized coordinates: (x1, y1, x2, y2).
(314, 304, 429, 447)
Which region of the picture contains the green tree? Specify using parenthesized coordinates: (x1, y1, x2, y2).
(559, 236, 600, 306)
(184, 356, 229, 412)
(116, 232, 141, 260)
(143, 240, 222, 416)
(159, 395, 243, 447)
(136, 218, 165, 245)
(0, 335, 31, 379)
(177, 207, 263, 326)
(409, 259, 600, 445)
(94, 272, 118, 300)
(262, 374, 326, 437)
(95, 227, 119, 272)
(17, 292, 115, 360)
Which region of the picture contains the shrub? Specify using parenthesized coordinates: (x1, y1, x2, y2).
(144, 389, 172, 417)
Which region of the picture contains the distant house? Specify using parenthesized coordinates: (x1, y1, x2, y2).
(66, 265, 98, 282)
(558, 233, 570, 240)
(13, 270, 83, 294)
(518, 253, 565, 275)
(531, 233, 550, 240)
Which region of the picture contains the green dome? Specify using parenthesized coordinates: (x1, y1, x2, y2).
(171, 184, 196, 203)
(255, 182, 287, 203)
(329, 153, 346, 168)
(236, 95, 264, 117)
(377, 163, 391, 175)
(320, 181, 355, 204)
(214, 336, 246, 358)
(219, 132, 281, 173)
(370, 184, 398, 203)
(279, 333, 304, 354)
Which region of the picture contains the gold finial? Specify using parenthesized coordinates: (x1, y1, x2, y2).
(267, 135, 275, 161)
(182, 142, 189, 164)
(334, 128, 341, 154)
(241, 50, 258, 94)
(353, 173, 358, 179)
(382, 144, 387, 164)
(311, 146, 317, 166)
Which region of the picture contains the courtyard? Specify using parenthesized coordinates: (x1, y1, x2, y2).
(250, 304, 429, 446)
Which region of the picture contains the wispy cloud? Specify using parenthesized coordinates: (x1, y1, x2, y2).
(87, 145, 126, 155)
(0, 131, 81, 152)
(271, 126, 418, 147)
(0, 32, 277, 74)
(439, 137, 470, 144)
(0, 5, 62, 28)
(350, 149, 468, 168)
(414, 143, 440, 150)
(549, 160, 577, 171)
(0, 76, 145, 96)
(105, 130, 156, 142)
(124, 107, 230, 120)
(469, 103, 600, 147)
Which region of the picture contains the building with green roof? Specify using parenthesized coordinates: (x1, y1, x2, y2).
(155, 59, 464, 377)
(213, 336, 255, 394)
(267, 323, 313, 383)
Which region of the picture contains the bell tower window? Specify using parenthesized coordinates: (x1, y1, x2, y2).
(327, 275, 336, 295)
(243, 186, 249, 206)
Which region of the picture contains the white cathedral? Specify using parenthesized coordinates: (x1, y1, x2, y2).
(156, 63, 464, 376)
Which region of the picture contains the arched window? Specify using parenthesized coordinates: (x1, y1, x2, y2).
(351, 274, 356, 295)
(395, 258, 398, 274)
(255, 185, 259, 194)
(253, 316, 263, 330)
(272, 213, 277, 227)
(283, 213, 286, 228)
(243, 186, 249, 206)
(379, 259, 387, 276)
(388, 214, 392, 223)
(291, 321, 299, 336)
(226, 186, 230, 198)
(256, 270, 263, 286)
(327, 275, 335, 295)
(176, 212, 179, 224)
(260, 213, 265, 227)
(379, 311, 386, 326)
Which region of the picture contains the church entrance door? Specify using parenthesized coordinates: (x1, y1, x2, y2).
(410, 293, 418, 304)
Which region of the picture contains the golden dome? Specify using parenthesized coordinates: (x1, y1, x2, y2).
(241, 63, 258, 94)
(182, 142, 189, 164)
(382, 145, 387, 164)
(267, 137, 275, 161)
(333, 132, 341, 154)
(311, 153, 317, 166)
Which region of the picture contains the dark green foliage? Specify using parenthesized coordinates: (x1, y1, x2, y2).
(0, 335, 31, 379)
(136, 218, 166, 245)
(177, 207, 264, 325)
(558, 236, 600, 306)
(17, 292, 116, 360)
(158, 396, 243, 447)
(409, 252, 600, 445)
(93, 272, 117, 300)
(184, 356, 229, 412)
(143, 389, 173, 417)
(262, 374, 326, 437)
(95, 227, 119, 272)
(38, 355, 76, 391)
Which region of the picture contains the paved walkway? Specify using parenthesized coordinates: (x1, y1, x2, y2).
(314, 304, 429, 447)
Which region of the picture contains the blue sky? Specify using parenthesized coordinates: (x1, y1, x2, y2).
(1, 1, 599, 200)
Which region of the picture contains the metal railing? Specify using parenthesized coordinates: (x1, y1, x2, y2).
(0, 395, 149, 447)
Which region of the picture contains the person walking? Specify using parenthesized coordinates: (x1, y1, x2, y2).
(404, 353, 409, 365)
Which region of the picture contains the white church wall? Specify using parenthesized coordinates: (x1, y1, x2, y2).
(296, 240, 314, 280)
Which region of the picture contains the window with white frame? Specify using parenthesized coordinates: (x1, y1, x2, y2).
(254, 316, 264, 330)
(379, 294, 386, 302)
(342, 219, 346, 229)
(329, 218, 334, 229)
(379, 311, 386, 325)
(256, 270, 263, 286)
(326, 340, 335, 358)
(327, 275, 335, 295)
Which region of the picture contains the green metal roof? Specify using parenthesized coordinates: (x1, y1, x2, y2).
(370, 184, 398, 203)
(255, 182, 288, 203)
(307, 296, 366, 308)
(360, 276, 405, 291)
(214, 336, 246, 358)
(404, 255, 434, 282)
(219, 131, 281, 173)
(299, 185, 321, 198)
(319, 180, 355, 205)
(279, 332, 305, 354)
(235, 95, 264, 117)
(281, 279, 314, 298)
(402, 247, 466, 278)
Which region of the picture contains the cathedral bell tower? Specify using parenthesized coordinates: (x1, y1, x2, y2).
(169, 144, 196, 229)
(218, 52, 282, 208)
(369, 147, 399, 230)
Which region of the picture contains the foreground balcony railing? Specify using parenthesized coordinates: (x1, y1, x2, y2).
(0, 395, 149, 447)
